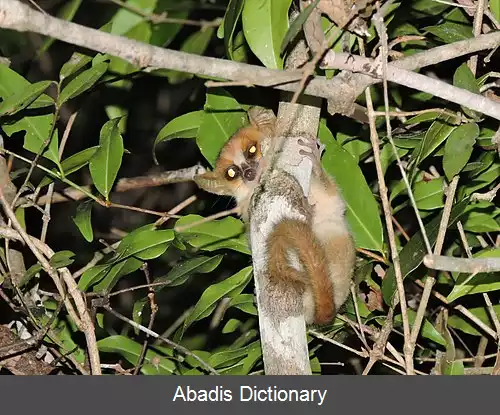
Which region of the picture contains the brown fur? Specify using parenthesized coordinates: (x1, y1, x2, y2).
(267, 219, 335, 325)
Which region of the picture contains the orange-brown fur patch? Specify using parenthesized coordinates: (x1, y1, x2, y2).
(267, 218, 335, 325)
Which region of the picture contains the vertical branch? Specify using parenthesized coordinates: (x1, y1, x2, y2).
(250, 12, 322, 374)
(408, 176, 459, 365)
(361, 34, 412, 373)
(0, 194, 101, 375)
(468, 0, 486, 74)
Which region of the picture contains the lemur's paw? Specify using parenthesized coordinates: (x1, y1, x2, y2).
(298, 136, 324, 164)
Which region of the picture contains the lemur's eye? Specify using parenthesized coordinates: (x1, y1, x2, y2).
(247, 144, 257, 158)
(225, 166, 240, 180)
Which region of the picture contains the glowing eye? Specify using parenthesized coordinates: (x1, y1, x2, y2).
(226, 166, 239, 180)
(247, 145, 257, 157)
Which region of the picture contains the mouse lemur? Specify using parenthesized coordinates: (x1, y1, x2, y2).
(195, 108, 355, 325)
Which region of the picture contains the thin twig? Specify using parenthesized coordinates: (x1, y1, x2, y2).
(362, 307, 396, 375)
(356, 247, 388, 264)
(103, 305, 218, 375)
(309, 329, 368, 358)
(108, 0, 222, 28)
(40, 111, 77, 243)
(0, 199, 101, 374)
(2, 1, 500, 120)
(174, 207, 239, 232)
(361, 33, 412, 374)
(36, 165, 205, 205)
(468, 0, 486, 74)
(133, 264, 157, 376)
(408, 176, 460, 364)
(350, 283, 369, 350)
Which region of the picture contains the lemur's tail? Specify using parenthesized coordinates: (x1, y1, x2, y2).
(267, 218, 335, 325)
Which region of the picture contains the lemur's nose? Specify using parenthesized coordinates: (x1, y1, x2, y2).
(243, 168, 256, 181)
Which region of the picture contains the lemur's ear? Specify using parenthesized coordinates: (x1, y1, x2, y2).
(194, 171, 234, 197)
(248, 106, 276, 137)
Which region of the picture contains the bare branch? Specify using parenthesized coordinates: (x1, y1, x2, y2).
(1, 0, 500, 120)
(424, 254, 500, 273)
(36, 164, 206, 205)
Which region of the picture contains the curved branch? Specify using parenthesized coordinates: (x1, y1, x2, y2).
(1, 0, 500, 120)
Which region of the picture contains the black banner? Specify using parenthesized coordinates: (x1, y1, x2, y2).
(1, 376, 497, 415)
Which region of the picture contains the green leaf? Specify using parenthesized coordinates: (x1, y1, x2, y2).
(59, 53, 93, 81)
(89, 118, 124, 199)
(166, 27, 215, 84)
(453, 63, 481, 118)
(443, 123, 478, 180)
(448, 303, 500, 336)
(39, 146, 98, 187)
(342, 138, 372, 162)
(207, 341, 261, 371)
(382, 198, 469, 304)
(0, 66, 60, 168)
(72, 201, 94, 242)
(462, 211, 500, 233)
(113, 227, 174, 263)
(14, 206, 26, 231)
(150, 1, 188, 47)
(132, 297, 149, 330)
(380, 143, 409, 175)
(411, 0, 449, 15)
(3, 116, 61, 169)
(132, 254, 223, 329)
(175, 214, 250, 254)
(467, 151, 495, 178)
(197, 89, 247, 167)
(230, 31, 249, 63)
(93, 257, 143, 293)
(280, 0, 319, 54)
(444, 361, 464, 375)
(229, 293, 258, 315)
(19, 263, 43, 288)
(447, 248, 500, 302)
(404, 111, 441, 125)
(453, 63, 480, 94)
(413, 177, 445, 210)
(425, 22, 473, 43)
(48, 251, 75, 269)
(108, 0, 153, 35)
(0, 80, 52, 116)
(319, 123, 384, 252)
(418, 115, 458, 164)
(242, 0, 292, 69)
(78, 264, 112, 291)
(223, 0, 245, 60)
(58, 62, 108, 105)
(40, 314, 86, 363)
(106, 21, 151, 88)
(97, 335, 177, 375)
(222, 319, 242, 334)
(181, 266, 253, 336)
(463, 161, 500, 196)
(491, 0, 500, 21)
(153, 255, 224, 289)
(153, 110, 203, 163)
(394, 309, 446, 346)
